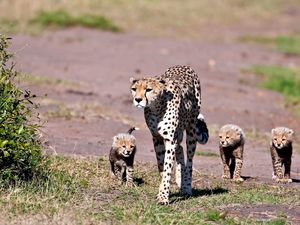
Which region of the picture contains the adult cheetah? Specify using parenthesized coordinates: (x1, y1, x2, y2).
(130, 65, 208, 204)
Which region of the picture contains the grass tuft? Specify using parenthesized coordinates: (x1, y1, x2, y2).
(266, 218, 287, 225)
(20, 73, 80, 87)
(245, 65, 300, 97)
(242, 64, 300, 117)
(195, 151, 219, 157)
(239, 34, 300, 55)
(30, 10, 120, 32)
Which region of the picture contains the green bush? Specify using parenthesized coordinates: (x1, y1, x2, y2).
(0, 35, 44, 186)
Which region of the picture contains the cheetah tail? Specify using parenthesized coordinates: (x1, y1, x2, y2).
(127, 127, 140, 134)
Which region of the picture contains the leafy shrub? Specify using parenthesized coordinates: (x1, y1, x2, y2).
(0, 35, 44, 186)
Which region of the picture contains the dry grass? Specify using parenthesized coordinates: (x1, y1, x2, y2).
(0, 155, 299, 224)
(0, 0, 293, 38)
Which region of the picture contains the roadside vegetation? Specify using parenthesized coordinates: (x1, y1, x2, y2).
(195, 150, 219, 157)
(239, 35, 300, 55)
(0, 0, 297, 37)
(30, 10, 120, 32)
(0, 155, 298, 224)
(20, 73, 80, 87)
(0, 35, 45, 186)
(242, 65, 300, 117)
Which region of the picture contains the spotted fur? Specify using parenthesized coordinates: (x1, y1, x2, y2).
(109, 127, 138, 186)
(130, 65, 208, 204)
(270, 127, 294, 183)
(219, 124, 245, 182)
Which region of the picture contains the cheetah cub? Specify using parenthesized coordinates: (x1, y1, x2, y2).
(270, 127, 294, 183)
(219, 124, 245, 182)
(109, 127, 139, 186)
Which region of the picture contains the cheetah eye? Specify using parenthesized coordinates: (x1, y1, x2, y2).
(226, 136, 229, 139)
(282, 138, 286, 141)
(219, 136, 222, 139)
(146, 88, 153, 92)
(274, 138, 277, 141)
(122, 145, 126, 148)
(130, 145, 135, 149)
(131, 88, 137, 92)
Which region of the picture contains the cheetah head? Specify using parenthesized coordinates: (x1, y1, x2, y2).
(113, 134, 136, 157)
(130, 77, 166, 108)
(271, 127, 294, 149)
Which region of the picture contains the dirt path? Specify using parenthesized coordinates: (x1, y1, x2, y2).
(10, 28, 300, 184)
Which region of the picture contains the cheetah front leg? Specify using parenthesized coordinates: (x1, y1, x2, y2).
(272, 158, 284, 182)
(271, 146, 285, 182)
(152, 136, 165, 177)
(114, 160, 126, 181)
(233, 158, 244, 182)
(156, 139, 176, 205)
(182, 131, 197, 196)
(126, 166, 134, 186)
(175, 131, 184, 188)
(233, 146, 244, 182)
(220, 149, 230, 179)
(283, 159, 292, 183)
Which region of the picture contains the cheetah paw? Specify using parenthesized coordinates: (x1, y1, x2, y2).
(222, 175, 230, 180)
(156, 194, 169, 205)
(233, 177, 244, 183)
(276, 178, 292, 183)
(125, 181, 135, 187)
(275, 178, 288, 183)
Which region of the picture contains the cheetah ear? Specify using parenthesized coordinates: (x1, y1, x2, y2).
(288, 129, 294, 135)
(130, 77, 137, 84)
(271, 129, 276, 135)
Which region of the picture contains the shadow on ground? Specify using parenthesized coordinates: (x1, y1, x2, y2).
(170, 187, 228, 204)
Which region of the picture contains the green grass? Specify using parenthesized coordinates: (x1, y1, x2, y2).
(242, 64, 300, 117)
(195, 150, 219, 157)
(0, 0, 297, 38)
(241, 65, 300, 97)
(0, 155, 298, 224)
(239, 35, 300, 55)
(20, 73, 80, 87)
(30, 10, 120, 32)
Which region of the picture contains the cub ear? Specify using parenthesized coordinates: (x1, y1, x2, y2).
(235, 128, 241, 134)
(288, 129, 294, 135)
(130, 77, 138, 83)
(271, 129, 276, 135)
(113, 136, 119, 142)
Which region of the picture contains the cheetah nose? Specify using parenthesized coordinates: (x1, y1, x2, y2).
(221, 141, 225, 144)
(135, 98, 142, 103)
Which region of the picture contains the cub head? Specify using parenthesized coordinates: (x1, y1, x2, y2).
(112, 134, 136, 157)
(271, 127, 294, 149)
(130, 77, 165, 108)
(219, 124, 244, 148)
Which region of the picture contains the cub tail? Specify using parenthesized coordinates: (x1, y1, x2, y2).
(127, 127, 140, 135)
